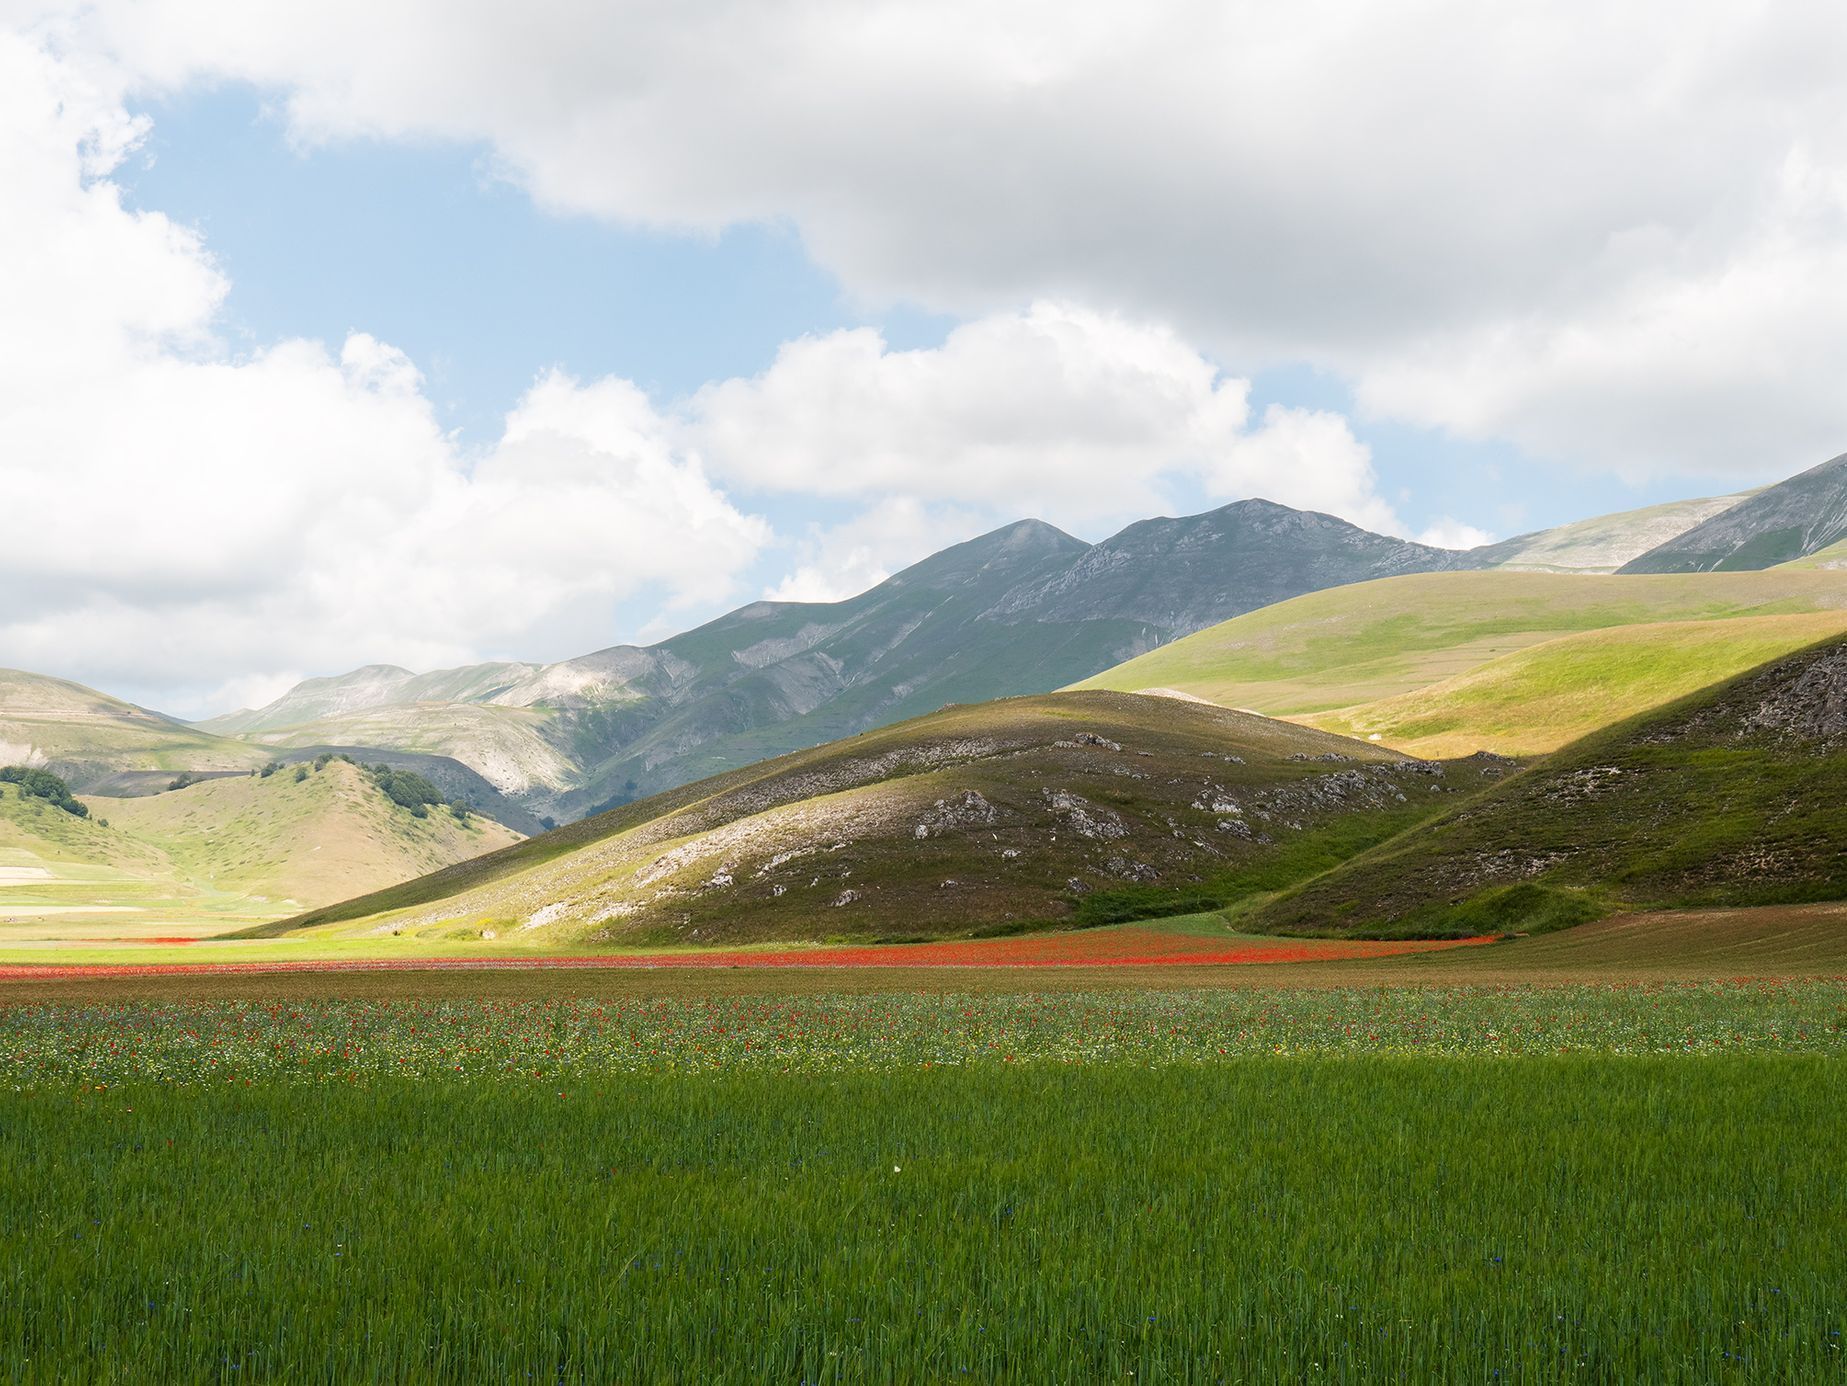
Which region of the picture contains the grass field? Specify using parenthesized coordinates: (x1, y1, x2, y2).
(1074, 568, 1847, 757)
(1, 991, 1843, 1380)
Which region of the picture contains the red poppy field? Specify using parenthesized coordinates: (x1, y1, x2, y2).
(0, 925, 1495, 980)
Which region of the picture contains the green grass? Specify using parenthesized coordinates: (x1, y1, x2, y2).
(1074, 568, 1847, 755)
(1305, 611, 1847, 757)
(2, 1044, 1842, 1380)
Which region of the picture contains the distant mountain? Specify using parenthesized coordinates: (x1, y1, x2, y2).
(0, 668, 538, 832)
(1471, 492, 1756, 573)
(203, 662, 542, 735)
(212, 500, 1473, 817)
(1619, 452, 1847, 572)
(0, 668, 267, 785)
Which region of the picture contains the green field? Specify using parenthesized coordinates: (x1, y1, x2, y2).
(1075, 569, 1847, 757)
(2, 989, 1843, 1380)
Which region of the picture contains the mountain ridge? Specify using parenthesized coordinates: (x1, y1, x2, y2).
(1619, 452, 1847, 573)
(208, 498, 1475, 817)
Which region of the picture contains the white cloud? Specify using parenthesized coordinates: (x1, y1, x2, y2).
(762, 499, 991, 604)
(0, 33, 768, 713)
(686, 304, 1402, 536)
(34, 0, 1847, 477)
(1414, 520, 1495, 552)
(1, 28, 1422, 712)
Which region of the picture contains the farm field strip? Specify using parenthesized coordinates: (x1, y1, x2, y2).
(0, 926, 1497, 979)
(6, 981, 1844, 1083)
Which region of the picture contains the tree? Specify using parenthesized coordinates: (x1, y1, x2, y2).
(0, 766, 88, 818)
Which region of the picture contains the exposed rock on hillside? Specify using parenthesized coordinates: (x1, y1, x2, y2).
(262, 691, 1510, 945)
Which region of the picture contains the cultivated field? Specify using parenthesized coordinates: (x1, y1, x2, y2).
(3, 989, 1843, 1380)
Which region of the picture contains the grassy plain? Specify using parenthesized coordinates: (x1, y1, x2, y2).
(1, 1003, 1843, 1380)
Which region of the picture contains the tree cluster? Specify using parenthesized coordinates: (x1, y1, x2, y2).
(0, 766, 89, 818)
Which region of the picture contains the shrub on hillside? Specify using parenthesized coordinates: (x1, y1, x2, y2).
(0, 766, 89, 819)
(368, 766, 445, 818)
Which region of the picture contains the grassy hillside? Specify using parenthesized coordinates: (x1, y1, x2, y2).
(0, 668, 267, 787)
(1305, 611, 1847, 756)
(1074, 569, 1847, 756)
(234, 702, 576, 799)
(0, 762, 520, 939)
(1779, 536, 1847, 571)
(1247, 633, 1847, 938)
(98, 761, 521, 910)
(259, 691, 1511, 945)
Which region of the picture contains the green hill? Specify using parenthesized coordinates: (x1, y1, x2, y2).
(1074, 569, 1847, 757)
(0, 761, 522, 939)
(0, 668, 268, 787)
(1246, 633, 1847, 938)
(255, 691, 1511, 946)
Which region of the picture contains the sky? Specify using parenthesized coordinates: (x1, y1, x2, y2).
(4, 2, 1846, 716)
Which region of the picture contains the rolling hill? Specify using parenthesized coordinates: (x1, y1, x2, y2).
(252, 691, 1513, 946)
(1620, 450, 1847, 572)
(0, 759, 522, 938)
(1247, 631, 1847, 938)
(211, 500, 1475, 818)
(0, 666, 540, 831)
(0, 668, 269, 786)
(1075, 569, 1847, 757)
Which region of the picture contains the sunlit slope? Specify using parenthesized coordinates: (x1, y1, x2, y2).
(0, 668, 266, 787)
(1304, 612, 1847, 756)
(1074, 569, 1847, 755)
(0, 763, 523, 940)
(232, 703, 578, 799)
(261, 692, 1510, 946)
(1248, 633, 1847, 938)
(97, 761, 522, 911)
(0, 780, 290, 938)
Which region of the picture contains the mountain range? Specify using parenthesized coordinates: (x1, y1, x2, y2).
(204, 499, 1474, 818)
(13, 450, 1847, 833)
